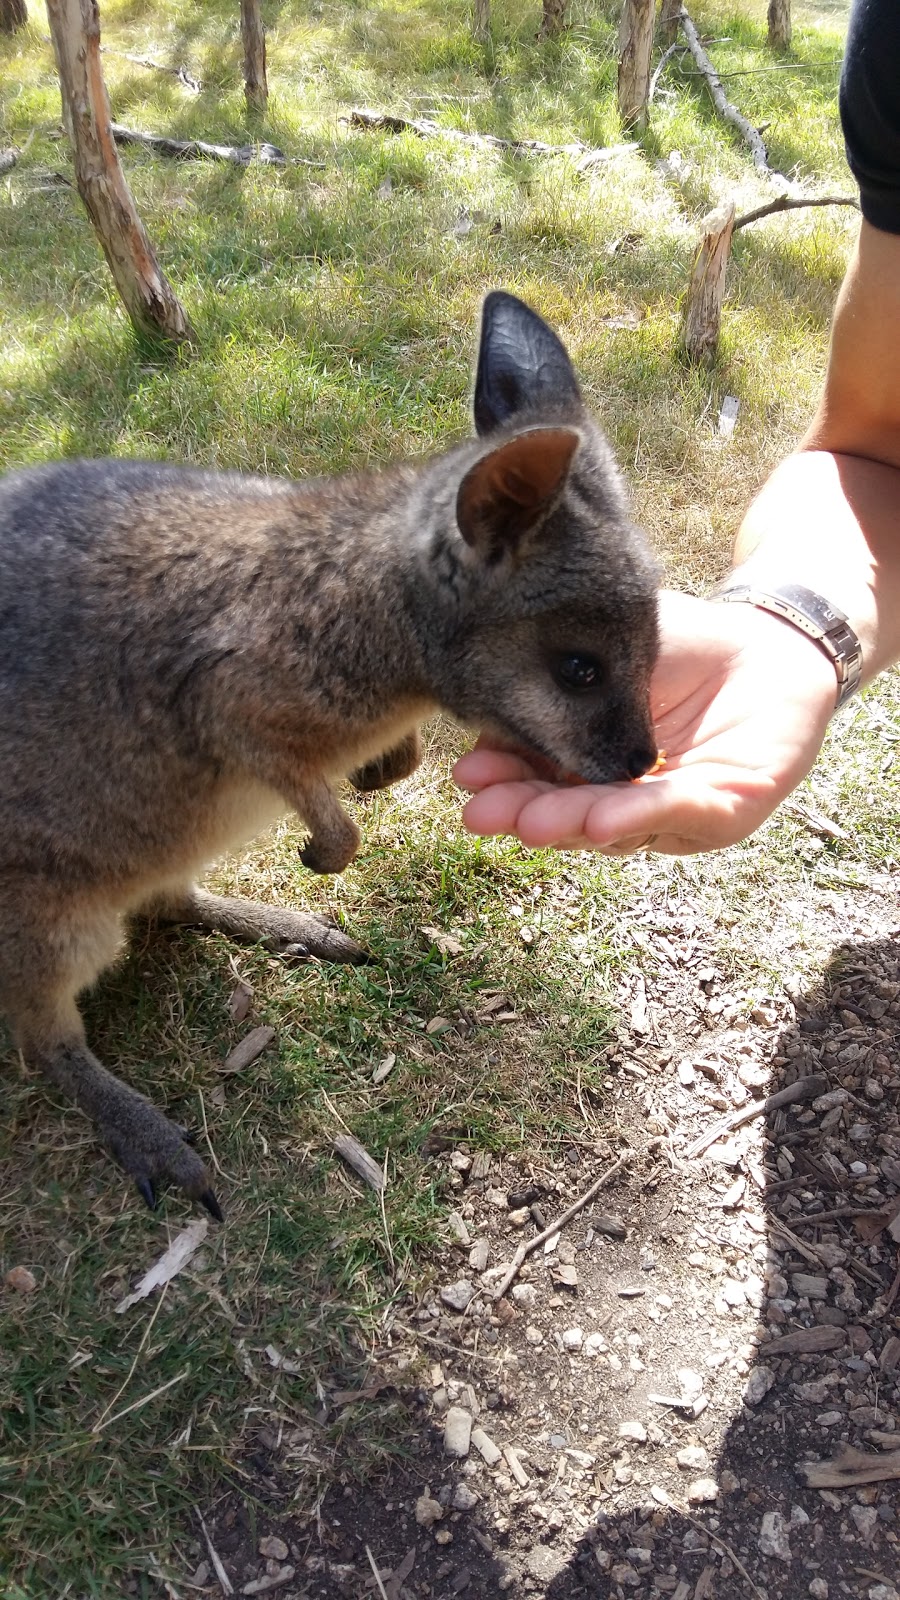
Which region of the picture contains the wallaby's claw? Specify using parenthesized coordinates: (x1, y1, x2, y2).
(277, 940, 310, 960)
(136, 1176, 157, 1210)
(200, 1188, 224, 1222)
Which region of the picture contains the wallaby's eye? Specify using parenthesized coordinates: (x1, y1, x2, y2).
(554, 653, 602, 691)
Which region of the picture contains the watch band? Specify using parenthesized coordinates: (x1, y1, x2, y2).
(714, 581, 863, 709)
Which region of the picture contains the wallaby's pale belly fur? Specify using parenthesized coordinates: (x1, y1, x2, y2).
(0, 293, 659, 1218)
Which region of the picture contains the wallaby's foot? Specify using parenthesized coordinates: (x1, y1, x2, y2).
(350, 730, 423, 792)
(298, 827, 359, 875)
(25, 1029, 221, 1218)
(157, 886, 367, 963)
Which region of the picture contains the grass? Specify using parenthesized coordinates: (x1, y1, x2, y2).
(4, 0, 900, 1592)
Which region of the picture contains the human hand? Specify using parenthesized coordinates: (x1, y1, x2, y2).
(454, 590, 840, 855)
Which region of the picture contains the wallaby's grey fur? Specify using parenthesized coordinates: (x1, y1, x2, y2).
(0, 291, 658, 1218)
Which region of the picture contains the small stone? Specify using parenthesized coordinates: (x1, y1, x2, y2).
(758, 1511, 792, 1562)
(610, 1562, 641, 1589)
(508, 1207, 530, 1227)
(434, 1528, 453, 1546)
(868, 1587, 899, 1600)
(4, 1266, 37, 1293)
(677, 1368, 704, 1402)
(241, 1571, 295, 1596)
(678, 1059, 696, 1086)
(416, 1493, 444, 1527)
(511, 1283, 537, 1307)
(584, 1332, 609, 1356)
(709, 1139, 742, 1166)
(258, 1537, 289, 1562)
(470, 1427, 502, 1466)
(561, 1326, 584, 1351)
(525, 1325, 544, 1346)
(722, 1278, 746, 1307)
(808, 1581, 828, 1599)
(444, 1407, 473, 1458)
(593, 1212, 627, 1239)
(850, 1504, 878, 1541)
(719, 1469, 740, 1495)
(815, 1410, 844, 1426)
(791, 1273, 828, 1301)
(451, 1482, 479, 1511)
(618, 1420, 647, 1443)
(525, 1546, 568, 1582)
(440, 1279, 474, 1314)
(469, 1238, 489, 1273)
(738, 1060, 768, 1089)
(687, 1478, 719, 1504)
(743, 1365, 776, 1406)
(447, 1211, 471, 1246)
(676, 1446, 709, 1472)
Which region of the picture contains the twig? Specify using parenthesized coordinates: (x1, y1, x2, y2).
(677, 6, 788, 185)
(344, 107, 636, 166)
(100, 45, 202, 93)
(92, 1366, 190, 1434)
(96, 1281, 169, 1427)
(365, 1546, 390, 1600)
(648, 42, 685, 104)
(198, 1512, 234, 1597)
(734, 193, 859, 230)
(798, 1444, 900, 1489)
(492, 1141, 658, 1300)
(684, 1074, 828, 1159)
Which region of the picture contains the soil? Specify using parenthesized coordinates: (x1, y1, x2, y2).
(200, 881, 900, 1600)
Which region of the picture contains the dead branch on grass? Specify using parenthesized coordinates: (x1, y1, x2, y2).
(798, 1444, 900, 1489)
(100, 46, 201, 93)
(344, 107, 637, 167)
(492, 1139, 660, 1300)
(110, 122, 289, 166)
(733, 192, 859, 229)
(677, 5, 788, 185)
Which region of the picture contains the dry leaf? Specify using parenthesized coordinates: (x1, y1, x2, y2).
(115, 1218, 208, 1313)
(220, 1025, 275, 1074)
(426, 1016, 453, 1035)
(265, 1343, 304, 1375)
(227, 980, 254, 1023)
(333, 1133, 385, 1192)
(420, 926, 464, 958)
(372, 1052, 396, 1084)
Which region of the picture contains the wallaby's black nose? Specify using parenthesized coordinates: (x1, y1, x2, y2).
(625, 745, 657, 780)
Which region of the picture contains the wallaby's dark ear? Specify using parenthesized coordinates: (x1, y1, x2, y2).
(473, 291, 582, 437)
(456, 427, 580, 558)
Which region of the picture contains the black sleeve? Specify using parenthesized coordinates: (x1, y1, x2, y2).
(840, 0, 900, 234)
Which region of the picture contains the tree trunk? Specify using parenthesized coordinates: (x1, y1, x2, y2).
(538, 0, 567, 39)
(472, 0, 490, 43)
(767, 0, 791, 49)
(617, 0, 655, 131)
(45, 0, 195, 348)
(240, 0, 268, 116)
(657, 0, 681, 46)
(681, 199, 735, 364)
(0, 0, 28, 31)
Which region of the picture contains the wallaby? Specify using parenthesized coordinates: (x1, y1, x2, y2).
(0, 291, 659, 1219)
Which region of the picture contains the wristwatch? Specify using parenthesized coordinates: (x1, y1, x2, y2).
(715, 581, 863, 710)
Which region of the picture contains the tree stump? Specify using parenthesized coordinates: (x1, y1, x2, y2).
(539, 0, 567, 39)
(658, 0, 681, 47)
(0, 0, 27, 32)
(767, 0, 791, 49)
(681, 199, 735, 364)
(45, 0, 195, 349)
(617, 0, 656, 131)
(240, 0, 268, 116)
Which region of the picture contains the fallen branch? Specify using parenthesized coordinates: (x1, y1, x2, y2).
(677, 5, 788, 185)
(101, 46, 202, 94)
(684, 1073, 828, 1159)
(648, 41, 685, 103)
(110, 122, 288, 166)
(492, 1140, 658, 1300)
(798, 1444, 900, 1490)
(333, 1132, 385, 1193)
(733, 192, 859, 230)
(344, 107, 637, 168)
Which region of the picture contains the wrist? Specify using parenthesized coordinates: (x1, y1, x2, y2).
(712, 578, 863, 711)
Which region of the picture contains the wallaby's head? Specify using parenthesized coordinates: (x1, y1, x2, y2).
(415, 291, 659, 785)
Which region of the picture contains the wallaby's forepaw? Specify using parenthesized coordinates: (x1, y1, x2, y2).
(298, 830, 359, 875)
(98, 1090, 222, 1220)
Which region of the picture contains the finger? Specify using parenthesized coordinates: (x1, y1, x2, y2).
(461, 780, 560, 837)
(453, 749, 542, 791)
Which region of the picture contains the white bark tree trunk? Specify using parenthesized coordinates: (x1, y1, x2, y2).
(658, 0, 681, 46)
(45, 0, 195, 348)
(472, 0, 490, 43)
(617, 0, 656, 131)
(240, 0, 268, 116)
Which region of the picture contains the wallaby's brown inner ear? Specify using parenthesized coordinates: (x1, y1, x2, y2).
(456, 427, 580, 555)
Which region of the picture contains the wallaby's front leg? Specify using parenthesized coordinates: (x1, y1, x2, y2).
(293, 777, 360, 875)
(13, 991, 220, 1218)
(157, 886, 366, 963)
(350, 729, 423, 793)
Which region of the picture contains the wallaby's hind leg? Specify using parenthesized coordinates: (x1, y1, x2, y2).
(155, 885, 367, 963)
(0, 896, 220, 1217)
